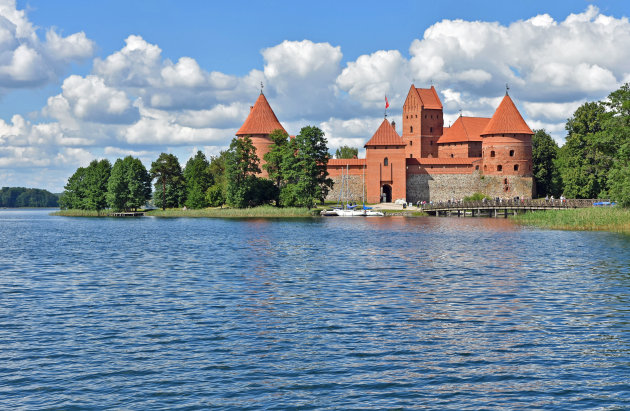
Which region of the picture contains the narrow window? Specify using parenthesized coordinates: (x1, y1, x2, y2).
(410, 126, 413, 133)
(497, 165, 502, 172)
(384, 157, 389, 166)
(450, 154, 454, 158)
(430, 127, 433, 133)
(409, 140, 413, 146)
(509, 150, 515, 157)
(410, 154, 413, 158)
(514, 164, 519, 171)
(490, 151, 495, 157)
(475, 165, 479, 170)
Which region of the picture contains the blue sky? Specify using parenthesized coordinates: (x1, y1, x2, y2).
(1, 0, 629, 191)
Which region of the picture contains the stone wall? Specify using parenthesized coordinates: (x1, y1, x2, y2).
(326, 175, 365, 203)
(406, 171, 534, 203)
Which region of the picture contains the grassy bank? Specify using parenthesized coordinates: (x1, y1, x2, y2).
(146, 205, 318, 218)
(513, 207, 630, 233)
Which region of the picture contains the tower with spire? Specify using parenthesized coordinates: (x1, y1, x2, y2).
(236, 89, 286, 178)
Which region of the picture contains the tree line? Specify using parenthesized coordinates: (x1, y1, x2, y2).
(0, 187, 59, 207)
(60, 125, 333, 212)
(532, 83, 629, 207)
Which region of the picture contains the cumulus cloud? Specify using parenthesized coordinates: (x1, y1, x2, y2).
(44, 75, 139, 124)
(0, 0, 94, 89)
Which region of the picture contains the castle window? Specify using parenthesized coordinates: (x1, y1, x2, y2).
(430, 141, 433, 145)
(484, 165, 487, 170)
(384, 157, 389, 166)
(410, 154, 413, 158)
(490, 151, 495, 157)
(430, 127, 433, 132)
(410, 140, 413, 146)
(509, 150, 515, 157)
(410, 126, 413, 133)
(497, 165, 503, 172)
(475, 165, 479, 170)
(514, 164, 519, 171)
(424, 115, 427, 119)
(450, 154, 454, 158)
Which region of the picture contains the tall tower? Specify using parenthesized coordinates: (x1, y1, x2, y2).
(401, 85, 444, 159)
(480, 93, 533, 177)
(236, 91, 287, 177)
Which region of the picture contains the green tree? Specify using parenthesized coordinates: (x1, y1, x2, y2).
(603, 83, 630, 206)
(84, 159, 112, 213)
(557, 102, 611, 198)
(335, 145, 359, 159)
(205, 150, 229, 207)
(281, 126, 333, 208)
(531, 130, 561, 197)
(183, 150, 212, 209)
(225, 136, 265, 208)
(263, 129, 290, 206)
(60, 167, 87, 209)
(1, 187, 59, 207)
(150, 153, 186, 210)
(107, 156, 151, 211)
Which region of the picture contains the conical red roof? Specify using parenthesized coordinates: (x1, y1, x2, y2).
(481, 94, 533, 135)
(438, 116, 489, 144)
(236, 93, 286, 136)
(364, 119, 405, 147)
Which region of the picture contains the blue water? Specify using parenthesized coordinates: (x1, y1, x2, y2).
(1, 209, 629, 409)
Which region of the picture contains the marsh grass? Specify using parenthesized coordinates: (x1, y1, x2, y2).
(513, 207, 630, 233)
(146, 205, 318, 218)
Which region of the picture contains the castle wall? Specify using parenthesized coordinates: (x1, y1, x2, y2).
(326, 175, 365, 204)
(406, 172, 534, 203)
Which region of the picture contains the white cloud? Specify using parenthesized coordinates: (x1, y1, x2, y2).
(0, 0, 94, 89)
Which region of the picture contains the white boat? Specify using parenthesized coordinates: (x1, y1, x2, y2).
(334, 208, 366, 217)
(364, 209, 384, 217)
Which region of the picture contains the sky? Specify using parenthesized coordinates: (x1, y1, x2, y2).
(1, 0, 629, 192)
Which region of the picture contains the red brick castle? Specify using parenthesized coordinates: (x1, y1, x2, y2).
(237, 85, 534, 203)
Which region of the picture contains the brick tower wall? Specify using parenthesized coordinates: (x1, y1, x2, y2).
(481, 134, 533, 176)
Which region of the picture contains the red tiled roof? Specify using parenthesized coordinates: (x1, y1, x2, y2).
(364, 119, 405, 147)
(407, 157, 476, 165)
(416, 86, 442, 109)
(438, 116, 490, 144)
(328, 158, 367, 166)
(236, 93, 286, 136)
(481, 94, 533, 135)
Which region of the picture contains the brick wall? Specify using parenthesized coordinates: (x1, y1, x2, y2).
(406, 172, 534, 203)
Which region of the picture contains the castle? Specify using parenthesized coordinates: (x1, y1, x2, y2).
(236, 84, 534, 203)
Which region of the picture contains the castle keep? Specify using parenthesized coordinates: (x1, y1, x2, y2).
(237, 85, 534, 203)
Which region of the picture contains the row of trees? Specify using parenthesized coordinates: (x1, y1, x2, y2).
(532, 83, 629, 207)
(0, 187, 59, 207)
(60, 125, 333, 211)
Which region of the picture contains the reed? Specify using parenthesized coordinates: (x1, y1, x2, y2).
(513, 207, 630, 233)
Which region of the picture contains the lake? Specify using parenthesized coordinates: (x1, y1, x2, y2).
(1, 209, 629, 409)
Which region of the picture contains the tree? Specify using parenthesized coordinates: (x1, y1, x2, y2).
(263, 129, 290, 206)
(150, 153, 186, 210)
(225, 136, 266, 208)
(205, 150, 229, 207)
(335, 145, 359, 159)
(532, 130, 561, 197)
(557, 102, 611, 198)
(1, 187, 59, 208)
(603, 83, 630, 206)
(84, 159, 112, 213)
(60, 167, 87, 209)
(281, 126, 333, 208)
(107, 156, 151, 211)
(183, 150, 212, 209)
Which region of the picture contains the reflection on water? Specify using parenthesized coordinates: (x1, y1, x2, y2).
(0, 210, 629, 409)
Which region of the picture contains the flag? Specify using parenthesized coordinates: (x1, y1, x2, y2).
(385, 95, 389, 109)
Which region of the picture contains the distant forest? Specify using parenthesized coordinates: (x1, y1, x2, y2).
(0, 187, 59, 208)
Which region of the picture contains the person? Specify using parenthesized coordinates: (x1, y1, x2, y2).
(545, 194, 549, 202)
